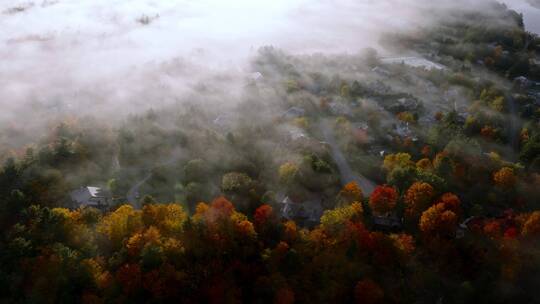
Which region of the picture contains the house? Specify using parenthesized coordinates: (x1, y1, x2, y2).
(351, 121, 369, 131)
(513, 76, 531, 89)
(249, 72, 263, 81)
(351, 121, 371, 144)
(287, 127, 308, 142)
(280, 196, 324, 227)
(366, 81, 391, 96)
(513, 77, 540, 92)
(371, 66, 391, 77)
(70, 186, 111, 209)
(380, 57, 446, 71)
(397, 97, 420, 110)
(281, 196, 303, 220)
(328, 101, 351, 116)
(456, 216, 483, 239)
(213, 114, 233, 129)
(393, 122, 418, 142)
(282, 107, 305, 119)
(372, 214, 402, 232)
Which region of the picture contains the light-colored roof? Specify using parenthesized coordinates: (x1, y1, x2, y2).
(282, 107, 305, 118)
(86, 186, 101, 197)
(380, 57, 446, 70)
(70, 186, 109, 207)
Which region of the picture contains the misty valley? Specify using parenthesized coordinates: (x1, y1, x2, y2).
(0, 1, 540, 303)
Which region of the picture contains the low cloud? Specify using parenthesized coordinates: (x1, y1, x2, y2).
(0, 0, 536, 136)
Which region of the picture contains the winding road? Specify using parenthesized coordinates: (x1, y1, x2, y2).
(123, 149, 184, 209)
(507, 94, 519, 156)
(317, 120, 376, 196)
(126, 172, 153, 209)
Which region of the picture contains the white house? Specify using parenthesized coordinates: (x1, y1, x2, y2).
(70, 186, 110, 209)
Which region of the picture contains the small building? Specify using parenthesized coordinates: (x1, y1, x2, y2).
(392, 122, 418, 142)
(366, 81, 391, 96)
(213, 114, 234, 130)
(371, 66, 391, 77)
(380, 57, 446, 71)
(249, 72, 263, 81)
(456, 216, 483, 239)
(396, 97, 421, 111)
(280, 196, 324, 227)
(328, 101, 351, 116)
(513, 76, 540, 92)
(372, 214, 403, 232)
(282, 107, 305, 119)
(288, 128, 308, 142)
(351, 121, 371, 144)
(70, 186, 111, 209)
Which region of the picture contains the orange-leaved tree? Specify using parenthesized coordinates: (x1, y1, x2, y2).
(419, 203, 458, 237)
(254, 204, 274, 227)
(493, 167, 517, 190)
(338, 182, 364, 205)
(437, 193, 461, 215)
(369, 185, 398, 215)
(404, 182, 435, 220)
(522, 211, 540, 237)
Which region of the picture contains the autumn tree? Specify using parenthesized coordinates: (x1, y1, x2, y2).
(354, 279, 384, 304)
(369, 185, 398, 215)
(433, 152, 453, 177)
(222, 172, 252, 193)
(493, 167, 517, 190)
(116, 263, 142, 295)
(320, 202, 363, 234)
(278, 162, 299, 184)
(397, 112, 416, 123)
(437, 193, 461, 215)
(254, 204, 275, 227)
(337, 182, 363, 205)
(283, 220, 298, 242)
(383, 153, 413, 172)
(522, 211, 540, 237)
(419, 203, 458, 237)
(142, 203, 187, 235)
(196, 196, 235, 223)
(387, 166, 417, 192)
(404, 182, 436, 220)
(416, 158, 433, 171)
(421, 145, 432, 157)
(97, 205, 142, 247)
(275, 287, 295, 304)
(481, 125, 496, 140)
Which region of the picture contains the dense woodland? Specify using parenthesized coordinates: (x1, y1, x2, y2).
(1, 2, 540, 303)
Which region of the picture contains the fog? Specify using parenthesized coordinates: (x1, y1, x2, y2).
(506, 0, 540, 33)
(0, 0, 537, 129)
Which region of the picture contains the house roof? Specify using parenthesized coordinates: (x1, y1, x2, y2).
(372, 214, 402, 229)
(282, 107, 305, 118)
(86, 186, 102, 197)
(70, 186, 109, 206)
(281, 196, 324, 221)
(351, 121, 369, 130)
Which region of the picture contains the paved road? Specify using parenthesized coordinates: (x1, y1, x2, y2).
(506, 94, 520, 161)
(317, 120, 376, 195)
(126, 172, 153, 209)
(123, 152, 183, 209)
